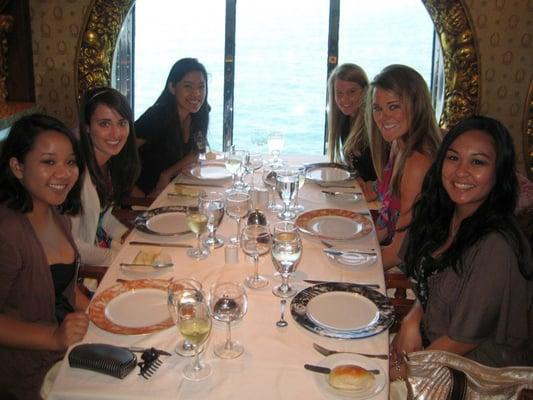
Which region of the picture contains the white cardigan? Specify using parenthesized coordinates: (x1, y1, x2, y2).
(70, 174, 127, 266)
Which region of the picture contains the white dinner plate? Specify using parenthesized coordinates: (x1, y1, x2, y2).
(312, 353, 386, 399)
(295, 209, 372, 241)
(88, 279, 174, 335)
(307, 292, 379, 331)
(189, 161, 232, 180)
(134, 206, 191, 236)
(305, 163, 356, 185)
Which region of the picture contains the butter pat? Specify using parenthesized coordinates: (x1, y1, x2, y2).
(174, 185, 201, 197)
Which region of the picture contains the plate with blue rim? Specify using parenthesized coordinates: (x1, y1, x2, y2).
(134, 206, 193, 236)
(290, 282, 394, 339)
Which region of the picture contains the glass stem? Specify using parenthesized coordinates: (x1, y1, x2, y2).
(196, 233, 202, 252)
(224, 321, 233, 350)
(253, 254, 259, 279)
(192, 347, 201, 372)
(281, 274, 290, 292)
(236, 218, 241, 239)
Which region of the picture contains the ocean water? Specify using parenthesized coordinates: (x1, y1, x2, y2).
(134, 0, 434, 154)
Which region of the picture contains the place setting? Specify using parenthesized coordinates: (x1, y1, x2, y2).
(295, 208, 373, 241)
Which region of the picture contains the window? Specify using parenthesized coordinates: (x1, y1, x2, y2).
(113, 0, 443, 153)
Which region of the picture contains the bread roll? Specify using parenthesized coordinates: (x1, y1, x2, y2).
(328, 364, 375, 391)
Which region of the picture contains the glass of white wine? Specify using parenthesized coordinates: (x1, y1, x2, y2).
(178, 300, 212, 380)
(241, 224, 271, 289)
(167, 279, 204, 356)
(224, 146, 242, 189)
(199, 191, 225, 249)
(186, 207, 209, 260)
(225, 190, 251, 244)
(271, 222, 303, 297)
(209, 282, 248, 359)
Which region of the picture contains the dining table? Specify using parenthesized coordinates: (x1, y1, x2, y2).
(48, 155, 392, 400)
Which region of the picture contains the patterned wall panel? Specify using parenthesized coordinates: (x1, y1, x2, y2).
(28, 0, 533, 174)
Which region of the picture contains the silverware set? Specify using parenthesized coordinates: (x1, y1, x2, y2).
(312, 342, 388, 360)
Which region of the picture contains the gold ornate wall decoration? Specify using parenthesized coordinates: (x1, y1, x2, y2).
(524, 77, 533, 180)
(75, 0, 133, 100)
(422, 0, 480, 130)
(0, 10, 13, 103)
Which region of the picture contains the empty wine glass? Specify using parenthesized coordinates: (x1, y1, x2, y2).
(167, 279, 204, 356)
(225, 190, 251, 244)
(289, 165, 306, 214)
(241, 224, 271, 289)
(234, 149, 250, 190)
(209, 282, 248, 359)
(199, 191, 225, 249)
(248, 153, 263, 187)
(251, 129, 268, 153)
(267, 131, 284, 167)
(178, 300, 212, 380)
(271, 222, 303, 297)
(195, 132, 207, 161)
(186, 207, 209, 260)
(262, 167, 283, 212)
(276, 168, 299, 220)
(224, 147, 242, 189)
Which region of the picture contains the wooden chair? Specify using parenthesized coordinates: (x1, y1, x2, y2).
(385, 270, 414, 333)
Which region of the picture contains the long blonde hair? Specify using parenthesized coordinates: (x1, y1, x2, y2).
(326, 63, 368, 163)
(366, 65, 441, 196)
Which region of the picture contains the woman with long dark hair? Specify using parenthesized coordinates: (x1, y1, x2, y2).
(134, 58, 211, 196)
(390, 116, 532, 379)
(0, 114, 89, 399)
(72, 87, 140, 266)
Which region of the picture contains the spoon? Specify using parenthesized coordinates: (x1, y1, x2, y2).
(276, 299, 288, 328)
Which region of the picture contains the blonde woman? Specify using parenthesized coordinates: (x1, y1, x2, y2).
(367, 64, 442, 269)
(327, 63, 376, 183)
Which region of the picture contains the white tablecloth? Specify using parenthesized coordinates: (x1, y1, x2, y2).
(48, 157, 390, 400)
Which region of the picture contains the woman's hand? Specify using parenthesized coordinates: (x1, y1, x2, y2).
(52, 312, 89, 350)
(358, 178, 378, 202)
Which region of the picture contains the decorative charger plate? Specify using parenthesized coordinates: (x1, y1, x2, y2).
(88, 279, 173, 335)
(305, 162, 357, 184)
(290, 282, 394, 339)
(312, 353, 386, 399)
(295, 208, 372, 240)
(134, 206, 191, 236)
(188, 161, 232, 180)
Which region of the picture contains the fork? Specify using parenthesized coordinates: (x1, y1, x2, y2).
(138, 348, 163, 379)
(313, 342, 388, 360)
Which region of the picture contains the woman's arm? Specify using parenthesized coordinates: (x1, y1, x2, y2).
(381, 152, 432, 269)
(427, 335, 478, 354)
(147, 152, 198, 197)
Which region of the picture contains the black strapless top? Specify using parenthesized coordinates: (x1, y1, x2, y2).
(50, 260, 76, 323)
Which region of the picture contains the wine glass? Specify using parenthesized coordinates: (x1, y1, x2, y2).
(234, 149, 249, 190)
(262, 167, 283, 212)
(224, 146, 242, 189)
(209, 282, 248, 359)
(271, 222, 302, 297)
(199, 191, 225, 249)
(167, 279, 204, 356)
(225, 190, 251, 244)
(267, 131, 284, 167)
(251, 129, 268, 153)
(248, 153, 263, 187)
(195, 132, 207, 161)
(241, 224, 271, 289)
(275, 168, 299, 220)
(186, 207, 209, 260)
(289, 165, 306, 214)
(178, 300, 212, 380)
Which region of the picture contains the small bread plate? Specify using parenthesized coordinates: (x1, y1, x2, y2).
(188, 161, 232, 181)
(311, 353, 386, 399)
(295, 208, 372, 241)
(305, 163, 357, 186)
(134, 206, 191, 236)
(324, 249, 378, 268)
(88, 279, 173, 335)
(290, 282, 394, 339)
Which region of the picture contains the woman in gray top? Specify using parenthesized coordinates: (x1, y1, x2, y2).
(389, 116, 532, 380)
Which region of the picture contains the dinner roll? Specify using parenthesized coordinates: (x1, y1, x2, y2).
(328, 364, 375, 391)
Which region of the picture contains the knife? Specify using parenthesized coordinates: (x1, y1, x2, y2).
(129, 241, 192, 248)
(321, 190, 363, 196)
(127, 346, 172, 357)
(303, 280, 380, 289)
(304, 364, 380, 375)
(323, 248, 377, 256)
(174, 182, 225, 188)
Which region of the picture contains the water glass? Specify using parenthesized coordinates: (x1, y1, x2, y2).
(289, 165, 306, 214)
(276, 168, 299, 220)
(241, 224, 271, 289)
(225, 190, 251, 244)
(199, 191, 225, 249)
(167, 279, 204, 356)
(271, 222, 302, 297)
(178, 300, 212, 380)
(186, 207, 210, 260)
(209, 282, 248, 359)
